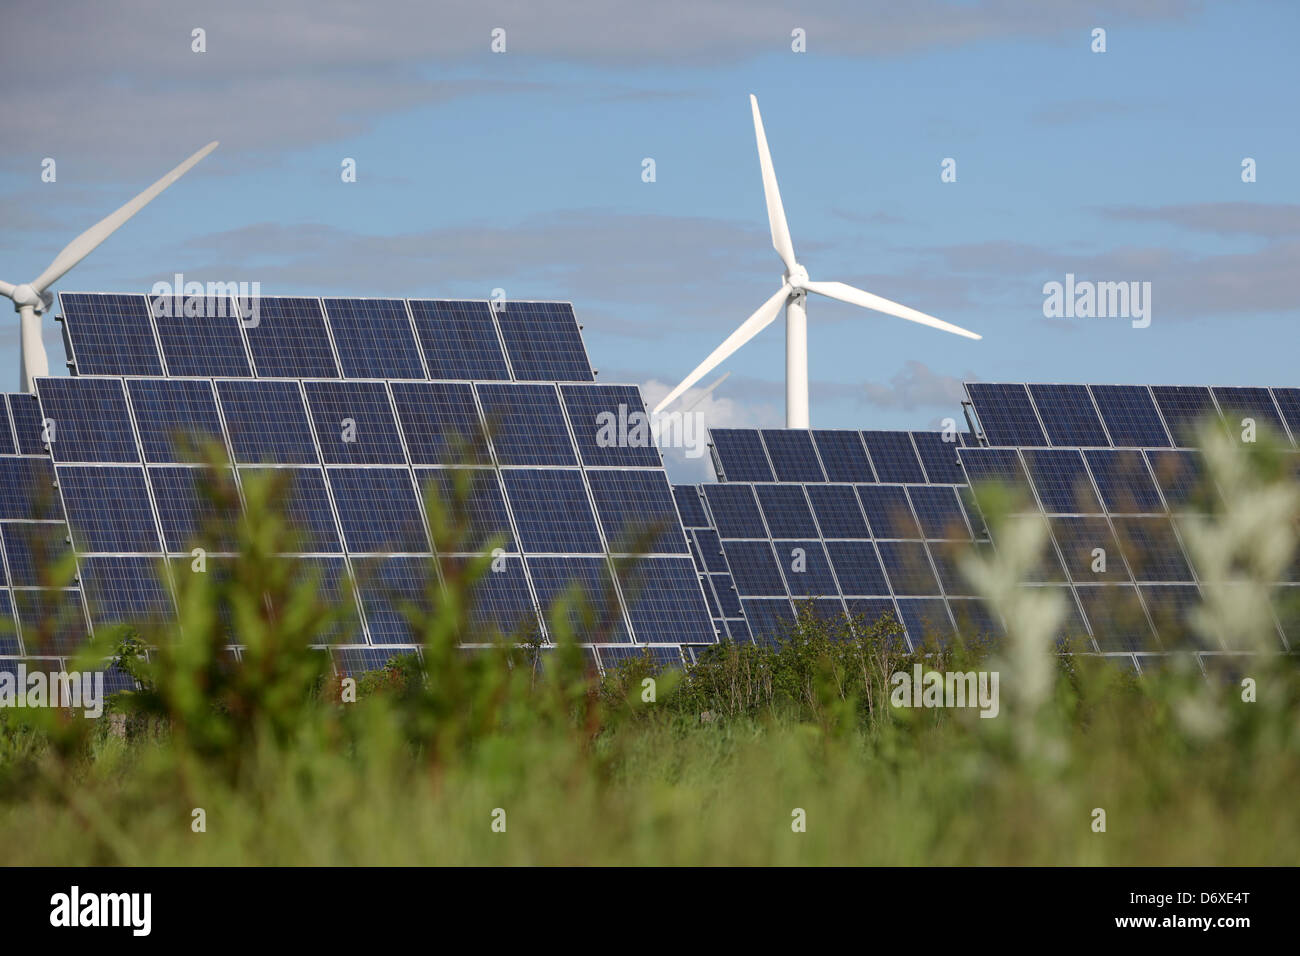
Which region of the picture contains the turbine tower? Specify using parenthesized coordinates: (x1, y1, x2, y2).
(2, 141, 219, 392)
(654, 96, 982, 428)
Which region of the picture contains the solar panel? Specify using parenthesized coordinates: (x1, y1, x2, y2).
(1021, 448, 1102, 514)
(1144, 449, 1210, 510)
(352, 556, 434, 644)
(328, 468, 428, 553)
(1, 522, 74, 586)
(216, 380, 318, 464)
(721, 540, 785, 595)
(927, 544, 973, 595)
(500, 469, 602, 553)
(773, 540, 837, 597)
(388, 382, 490, 466)
(0, 404, 15, 456)
(1139, 584, 1204, 649)
(60, 293, 163, 375)
(1270, 388, 1300, 442)
(689, 529, 725, 573)
(407, 300, 510, 380)
(11, 587, 90, 655)
(78, 556, 174, 633)
(710, 429, 774, 482)
(152, 296, 252, 376)
(238, 467, 340, 553)
(966, 383, 1048, 446)
(1090, 385, 1170, 447)
(856, 485, 921, 539)
(825, 540, 889, 595)
(8, 394, 49, 456)
(476, 383, 576, 466)
(527, 556, 629, 641)
(148, 466, 242, 553)
(1049, 517, 1129, 582)
(742, 598, 795, 644)
(1210, 386, 1290, 442)
(897, 597, 954, 647)
(811, 430, 874, 482)
(1113, 517, 1193, 582)
(452, 555, 540, 640)
(754, 484, 817, 538)
(701, 484, 766, 538)
(711, 574, 741, 616)
(35, 378, 138, 463)
(1025, 384, 1108, 447)
(906, 485, 969, 539)
(877, 541, 939, 595)
(910, 431, 963, 483)
(283, 556, 360, 642)
(56, 466, 160, 553)
(761, 430, 825, 482)
(321, 298, 425, 380)
(1076, 584, 1157, 652)
(303, 381, 407, 465)
(586, 469, 687, 555)
(1083, 450, 1163, 513)
(0, 457, 62, 520)
(495, 302, 593, 381)
(672, 486, 709, 529)
(418, 468, 516, 553)
(127, 379, 229, 464)
(860, 431, 924, 483)
(243, 297, 339, 378)
(1150, 385, 1219, 446)
(614, 556, 714, 643)
(560, 384, 662, 467)
(805, 484, 869, 538)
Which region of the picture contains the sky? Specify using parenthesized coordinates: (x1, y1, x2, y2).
(1, 0, 1297, 481)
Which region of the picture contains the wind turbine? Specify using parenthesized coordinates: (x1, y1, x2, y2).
(654, 96, 981, 428)
(2, 141, 220, 392)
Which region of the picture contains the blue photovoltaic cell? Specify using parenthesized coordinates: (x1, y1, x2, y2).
(1113, 517, 1193, 582)
(0, 594, 19, 654)
(57, 466, 159, 553)
(239, 468, 340, 552)
(845, 597, 900, 633)
(967, 383, 1048, 446)
(0, 457, 61, 520)
(699, 576, 720, 617)
(36, 378, 138, 463)
(352, 556, 433, 644)
(812, 430, 874, 482)
(527, 556, 629, 642)
(927, 545, 972, 595)
(911, 432, 963, 484)
(793, 599, 849, 629)
(702, 484, 765, 539)
(454, 555, 540, 639)
(615, 557, 714, 644)
(878, 541, 939, 596)
(742, 598, 795, 645)
(243, 297, 339, 378)
(1, 523, 74, 586)
(861, 431, 925, 483)
(1076, 584, 1157, 652)
(773, 540, 837, 597)
(60, 293, 163, 375)
(672, 486, 709, 529)
(476, 383, 576, 466)
(407, 300, 510, 380)
(721, 540, 785, 595)
(586, 469, 688, 555)
(332, 646, 403, 675)
(495, 302, 593, 382)
(1140, 584, 1203, 649)
(1210, 387, 1289, 441)
(322, 299, 425, 380)
(1150, 385, 1219, 446)
(1270, 388, 1300, 441)
(1028, 384, 1109, 446)
(501, 469, 602, 553)
(8, 395, 48, 455)
(692, 529, 727, 573)
(806, 485, 869, 539)
(907, 486, 969, 539)
(418, 468, 516, 552)
(825, 540, 888, 595)
(1144, 449, 1209, 510)
(754, 485, 817, 538)
(0, 408, 14, 456)
(303, 381, 406, 465)
(1022, 448, 1102, 514)
(710, 429, 774, 482)
(149, 466, 241, 552)
(1050, 517, 1129, 582)
(560, 384, 661, 467)
(127, 379, 228, 464)
(948, 598, 1004, 641)
(79, 556, 174, 631)
(281, 556, 360, 643)
(12, 588, 89, 655)
(761, 430, 825, 482)
(216, 380, 319, 464)
(1083, 450, 1163, 513)
(897, 598, 954, 647)
(328, 468, 427, 553)
(856, 485, 921, 539)
(712, 575, 741, 616)
(1090, 385, 1170, 447)
(390, 382, 490, 465)
(152, 297, 252, 376)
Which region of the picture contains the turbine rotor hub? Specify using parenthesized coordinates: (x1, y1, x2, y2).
(10, 283, 44, 313)
(786, 264, 809, 290)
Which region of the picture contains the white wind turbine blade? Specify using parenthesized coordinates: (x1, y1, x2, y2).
(653, 283, 792, 415)
(750, 95, 797, 275)
(801, 280, 982, 340)
(682, 370, 731, 412)
(30, 141, 219, 293)
(0, 280, 14, 299)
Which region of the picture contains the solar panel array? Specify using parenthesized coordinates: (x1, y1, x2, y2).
(0, 294, 713, 677)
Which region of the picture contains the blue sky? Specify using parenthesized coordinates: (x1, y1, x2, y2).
(2, 0, 1297, 479)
